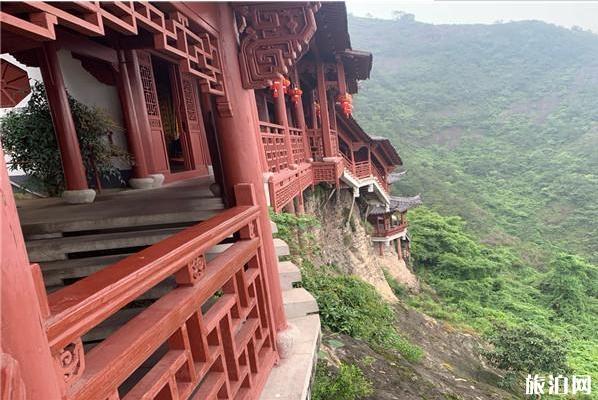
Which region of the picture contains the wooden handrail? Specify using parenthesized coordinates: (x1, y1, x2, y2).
(375, 223, 407, 237)
(258, 121, 285, 131)
(67, 238, 261, 400)
(46, 205, 261, 353)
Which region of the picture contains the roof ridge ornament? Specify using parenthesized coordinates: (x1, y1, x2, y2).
(235, 2, 321, 89)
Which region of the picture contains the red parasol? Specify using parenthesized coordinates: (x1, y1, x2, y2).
(1, 58, 31, 108)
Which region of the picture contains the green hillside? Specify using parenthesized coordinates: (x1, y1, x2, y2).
(349, 15, 598, 264)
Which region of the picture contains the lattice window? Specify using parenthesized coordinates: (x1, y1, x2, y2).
(182, 78, 198, 122)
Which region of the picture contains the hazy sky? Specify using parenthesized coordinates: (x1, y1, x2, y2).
(346, 1, 598, 33)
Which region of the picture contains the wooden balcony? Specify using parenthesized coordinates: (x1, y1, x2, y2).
(20, 181, 277, 399)
(373, 223, 407, 239)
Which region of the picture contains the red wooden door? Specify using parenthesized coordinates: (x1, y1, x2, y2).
(179, 72, 212, 170)
(137, 51, 169, 174)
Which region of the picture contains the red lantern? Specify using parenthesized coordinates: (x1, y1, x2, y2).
(282, 78, 291, 94)
(337, 93, 353, 117)
(270, 79, 282, 98)
(270, 77, 291, 98)
(289, 86, 303, 104)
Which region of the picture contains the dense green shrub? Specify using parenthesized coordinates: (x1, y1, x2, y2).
(302, 263, 423, 362)
(483, 324, 569, 387)
(270, 210, 320, 260)
(312, 361, 373, 400)
(540, 253, 597, 320)
(1, 81, 128, 195)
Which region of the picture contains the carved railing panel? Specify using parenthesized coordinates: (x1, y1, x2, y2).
(289, 127, 307, 164)
(353, 161, 371, 179)
(306, 128, 324, 161)
(312, 160, 342, 185)
(259, 122, 288, 173)
(267, 164, 313, 212)
(34, 184, 276, 400)
(234, 2, 320, 89)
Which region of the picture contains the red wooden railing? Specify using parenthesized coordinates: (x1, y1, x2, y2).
(259, 122, 288, 173)
(267, 164, 313, 212)
(340, 152, 353, 174)
(312, 160, 343, 185)
(372, 165, 389, 192)
(330, 129, 339, 156)
(306, 129, 324, 160)
(353, 161, 371, 179)
(374, 223, 407, 237)
(38, 184, 277, 400)
(289, 127, 307, 164)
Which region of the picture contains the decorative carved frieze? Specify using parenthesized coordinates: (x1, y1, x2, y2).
(235, 2, 321, 89)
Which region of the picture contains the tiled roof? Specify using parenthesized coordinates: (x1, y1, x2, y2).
(369, 194, 423, 215)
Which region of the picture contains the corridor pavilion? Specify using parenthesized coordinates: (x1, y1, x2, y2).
(1, 2, 414, 399)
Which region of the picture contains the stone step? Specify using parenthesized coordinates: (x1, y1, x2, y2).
(274, 238, 290, 257)
(260, 314, 321, 400)
(26, 227, 186, 262)
(270, 220, 278, 234)
(283, 288, 318, 320)
(278, 261, 302, 290)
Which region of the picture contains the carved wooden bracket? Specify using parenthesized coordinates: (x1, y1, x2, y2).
(53, 339, 85, 385)
(235, 2, 321, 89)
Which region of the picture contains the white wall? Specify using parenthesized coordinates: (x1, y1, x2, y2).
(57, 50, 130, 170)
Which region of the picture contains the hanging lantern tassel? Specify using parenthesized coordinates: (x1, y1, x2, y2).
(289, 86, 303, 104)
(338, 93, 353, 117)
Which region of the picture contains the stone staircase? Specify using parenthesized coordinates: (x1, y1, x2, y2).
(261, 223, 321, 400)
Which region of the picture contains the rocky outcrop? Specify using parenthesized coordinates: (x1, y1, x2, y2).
(304, 188, 419, 302)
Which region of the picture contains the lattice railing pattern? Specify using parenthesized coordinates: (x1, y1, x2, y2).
(306, 129, 324, 161)
(267, 165, 313, 212)
(340, 152, 353, 174)
(259, 122, 288, 173)
(33, 185, 276, 400)
(330, 129, 339, 156)
(0, 1, 225, 96)
(312, 161, 343, 185)
(372, 165, 389, 193)
(289, 127, 307, 165)
(353, 161, 371, 179)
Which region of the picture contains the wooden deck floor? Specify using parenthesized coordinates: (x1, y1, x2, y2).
(16, 177, 223, 236)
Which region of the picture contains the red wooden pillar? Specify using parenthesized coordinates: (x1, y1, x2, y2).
(292, 70, 311, 162)
(37, 42, 88, 192)
(336, 56, 348, 95)
(213, 4, 287, 332)
(296, 192, 305, 215)
(125, 49, 159, 174)
(367, 144, 372, 175)
(283, 198, 296, 214)
(398, 239, 404, 260)
(274, 87, 294, 167)
(316, 59, 334, 158)
(1, 148, 63, 399)
(116, 50, 150, 183)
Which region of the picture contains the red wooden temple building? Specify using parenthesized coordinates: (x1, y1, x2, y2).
(0, 2, 415, 399)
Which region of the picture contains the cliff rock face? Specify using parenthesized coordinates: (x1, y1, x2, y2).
(305, 188, 419, 301)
